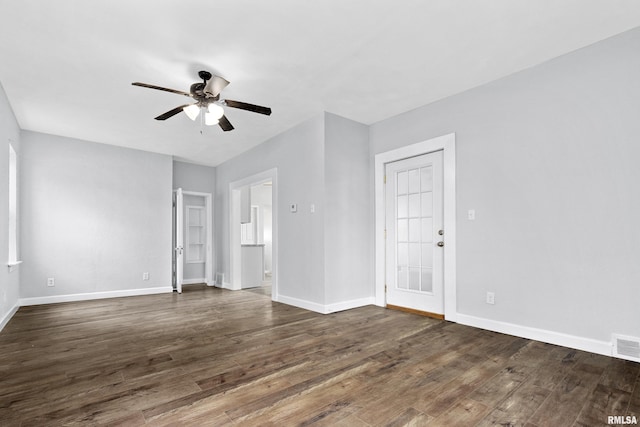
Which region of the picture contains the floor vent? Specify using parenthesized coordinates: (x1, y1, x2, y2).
(613, 334, 640, 362)
(215, 272, 224, 286)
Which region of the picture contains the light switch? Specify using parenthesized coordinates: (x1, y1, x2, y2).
(290, 203, 297, 213)
(310, 204, 315, 213)
(468, 209, 476, 220)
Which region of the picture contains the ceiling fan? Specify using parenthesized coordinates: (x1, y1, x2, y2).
(132, 70, 271, 132)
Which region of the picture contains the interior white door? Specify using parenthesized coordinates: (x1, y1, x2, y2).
(175, 188, 184, 294)
(385, 151, 444, 314)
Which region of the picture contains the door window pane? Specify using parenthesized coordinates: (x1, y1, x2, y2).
(397, 171, 408, 195)
(409, 243, 420, 266)
(409, 268, 420, 290)
(408, 218, 420, 242)
(421, 166, 433, 192)
(421, 268, 433, 293)
(421, 192, 433, 217)
(408, 194, 420, 217)
(421, 218, 433, 242)
(408, 168, 420, 193)
(397, 195, 408, 218)
(397, 219, 408, 242)
(397, 243, 408, 266)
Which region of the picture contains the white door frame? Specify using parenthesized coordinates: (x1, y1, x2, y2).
(229, 168, 278, 300)
(374, 133, 457, 321)
(183, 191, 214, 286)
(173, 190, 214, 290)
(175, 188, 184, 294)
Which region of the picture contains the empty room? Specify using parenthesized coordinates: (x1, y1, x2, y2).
(1, 1, 640, 426)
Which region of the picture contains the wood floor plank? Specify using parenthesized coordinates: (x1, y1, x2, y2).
(573, 383, 631, 427)
(1, 284, 637, 426)
(477, 382, 551, 427)
(529, 361, 606, 427)
(429, 398, 490, 426)
(384, 407, 433, 427)
(629, 374, 640, 417)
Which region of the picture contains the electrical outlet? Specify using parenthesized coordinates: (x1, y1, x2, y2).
(47, 277, 55, 287)
(143, 272, 149, 281)
(486, 291, 495, 305)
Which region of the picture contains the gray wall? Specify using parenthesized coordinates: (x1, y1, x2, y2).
(173, 161, 216, 195)
(173, 161, 216, 282)
(20, 131, 173, 298)
(324, 113, 371, 305)
(0, 82, 21, 325)
(215, 113, 373, 309)
(370, 27, 640, 342)
(216, 115, 326, 304)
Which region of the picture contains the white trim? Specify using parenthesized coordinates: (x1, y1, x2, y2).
(374, 133, 457, 321)
(178, 191, 214, 287)
(277, 295, 375, 315)
(229, 168, 278, 299)
(182, 278, 207, 285)
(326, 297, 375, 314)
(7, 260, 22, 273)
(0, 303, 20, 332)
(457, 313, 613, 358)
(220, 281, 233, 290)
(19, 286, 173, 306)
(277, 295, 327, 314)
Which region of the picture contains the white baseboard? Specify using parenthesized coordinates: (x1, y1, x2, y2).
(218, 281, 234, 290)
(182, 278, 206, 285)
(277, 295, 326, 314)
(19, 286, 174, 306)
(326, 297, 375, 314)
(277, 295, 375, 315)
(456, 313, 613, 358)
(0, 303, 20, 332)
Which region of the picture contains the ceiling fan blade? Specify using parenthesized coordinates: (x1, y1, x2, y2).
(132, 82, 192, 97)
(204, 75, 230, 98)
(154, 104, 192, 120)
(218, 115, 234, 132)
(224, 99, 272, 116)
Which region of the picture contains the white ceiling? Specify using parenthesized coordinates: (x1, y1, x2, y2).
(1, 1, 640, 166)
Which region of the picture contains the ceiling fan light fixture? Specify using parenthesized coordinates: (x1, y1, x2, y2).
(204, 112, 220, 126)
(208, 103, 224, 120)
(183, 104, 200, 121)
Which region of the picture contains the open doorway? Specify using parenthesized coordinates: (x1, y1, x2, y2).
(229, 168, 278, 300)
(173, 189, 213, 293)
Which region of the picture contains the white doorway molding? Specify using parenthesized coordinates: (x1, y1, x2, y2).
(173, 190, 213, 290)
(374, 133, 457, 321)
(229, 168, 278, 300)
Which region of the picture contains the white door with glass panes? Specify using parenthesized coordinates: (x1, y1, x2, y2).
(385, 151, 444, 314)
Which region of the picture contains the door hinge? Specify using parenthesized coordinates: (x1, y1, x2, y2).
(385, 283, 387, 293)
(384, 174, 387, 184)
(384, 229, 387, 239)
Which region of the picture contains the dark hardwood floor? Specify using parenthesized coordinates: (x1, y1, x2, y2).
(0, 285, 638, 426)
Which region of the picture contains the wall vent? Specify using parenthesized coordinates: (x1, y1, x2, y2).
(612, 334, 640, 362)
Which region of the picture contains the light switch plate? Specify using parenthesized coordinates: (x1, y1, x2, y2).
(290, 203, 297, 213)
(468, 209, 476, 220)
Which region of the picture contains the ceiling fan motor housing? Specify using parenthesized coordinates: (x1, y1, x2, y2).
(198, 70, 212, 81)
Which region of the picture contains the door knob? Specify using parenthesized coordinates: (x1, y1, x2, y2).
(438, 229, 444, 235)
(437, 241, 444, 247)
